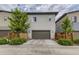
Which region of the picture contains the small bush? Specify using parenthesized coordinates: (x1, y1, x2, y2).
(57, 39, 73, 46)
(0, 37, 8, 45)
(8, 37, 27, 45)
(74, 39, 79, 44)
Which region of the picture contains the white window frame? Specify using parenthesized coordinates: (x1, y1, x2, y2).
(4, 17, 7, 21)
(71, 16, 77, 23)
(32, 17, 37, 22)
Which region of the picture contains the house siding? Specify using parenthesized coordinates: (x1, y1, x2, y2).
(56, 12, 79, 32)
(0, 12, 10, 30)
(28, 14, 55, 39)
(56, 12, 79, 39)
(68, 12, 79, 39)
(0, 12, 56, 39)
(67, 12, 79, 22)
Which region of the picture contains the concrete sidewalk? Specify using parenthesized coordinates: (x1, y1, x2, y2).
(0, 40, 78, 55)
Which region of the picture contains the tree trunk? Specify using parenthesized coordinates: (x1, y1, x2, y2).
(66, 32, 67, 39)
(16, 32, 20, 37)
(65, 32, 67, 39)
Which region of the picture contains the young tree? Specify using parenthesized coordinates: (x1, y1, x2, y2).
(8, 8, 30, 37)
(61, 16, 72, 39)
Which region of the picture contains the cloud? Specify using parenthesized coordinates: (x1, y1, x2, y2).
(1, 4, 79, 21)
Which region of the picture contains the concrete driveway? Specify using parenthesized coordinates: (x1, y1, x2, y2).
(0, 39, 79, 55)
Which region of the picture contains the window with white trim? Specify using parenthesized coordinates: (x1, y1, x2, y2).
(49, 18, 51, 21)
(32, 17, 37, 22)
(72, 16, 77, 23)
(4, 17, 7, 21)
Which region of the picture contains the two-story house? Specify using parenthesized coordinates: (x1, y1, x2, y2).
(0, 10, 58, 39)
(56, 10, 79, 39)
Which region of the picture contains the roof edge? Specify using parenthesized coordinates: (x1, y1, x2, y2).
(67, 10, 79, 14)
(0, 10, 58, 14)
(55, 13, 67, 23)
(0, 10, 11, 13)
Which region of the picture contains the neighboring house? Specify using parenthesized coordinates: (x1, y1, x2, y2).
(56, 11, 79, 39)
(0, 10, 58, 39)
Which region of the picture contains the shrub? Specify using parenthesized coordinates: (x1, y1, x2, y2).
(8, 37, 27, 45)
(0, 37, 8, 45)
(57, 39, 73, 46)
(74, 39, 79, 44)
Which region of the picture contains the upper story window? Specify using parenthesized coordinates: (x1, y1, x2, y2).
(4, 17, 7, 21)
(49, 18, 51, 21)
(33, 17, 37, 22)
(72, 16, 77, 23)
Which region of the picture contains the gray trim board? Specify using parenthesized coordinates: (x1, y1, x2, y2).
(27, 12, 58, 15)
(0, 10, 58, 15)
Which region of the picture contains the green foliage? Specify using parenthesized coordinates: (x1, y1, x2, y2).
(8, 37, 27, 45)
(0, 37, 8, 45)
(0, 37, 27, 45)
(8, 8, 30, 33)
(57, 39, 73, 46)
(61, 16, 72, 33)
(74, 39, 79, 44)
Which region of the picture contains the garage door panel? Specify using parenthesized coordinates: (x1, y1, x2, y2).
(32, 30, 50, 39)
(0, 30, 10, 37)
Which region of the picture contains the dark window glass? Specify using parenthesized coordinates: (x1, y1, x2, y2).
(4, 17, 7, 21)
(33, 17, 37, 22)
(73, 16, 77, 22)
(49, 18, 51, 21)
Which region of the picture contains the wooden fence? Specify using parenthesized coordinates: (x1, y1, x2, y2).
(8, 32, 28, 39)
(55, 32, 73, 40)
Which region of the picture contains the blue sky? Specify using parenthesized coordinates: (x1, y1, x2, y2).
(17, 4, 79, 12)
(0, 4, 79, 12)
(17, 4, 79, 21)
(0, 4, 79, 21)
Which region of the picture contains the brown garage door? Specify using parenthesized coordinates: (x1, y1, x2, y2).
(32, 30, 50, 39)
(0, 30, 10, 37)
